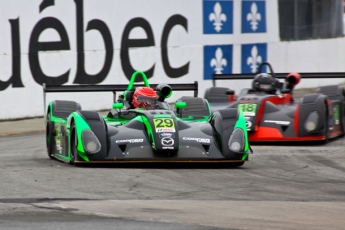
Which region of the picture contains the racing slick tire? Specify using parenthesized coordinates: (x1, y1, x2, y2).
(322, 103, 329, 144)
(46, 113, 55, 159)
(318, 85, 345, 138)
(69, 121, 77, 165)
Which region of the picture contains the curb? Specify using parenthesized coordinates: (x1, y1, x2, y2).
(0, 130, 45, 137)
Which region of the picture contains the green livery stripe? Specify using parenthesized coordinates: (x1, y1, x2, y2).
(234, 110, 249, 152)
(72, 112, 91, 153)
(141, 116, 155, 150)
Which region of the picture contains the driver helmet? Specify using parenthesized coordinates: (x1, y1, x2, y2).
(252, 73, 280, 94)
(132, 87, 158, 110)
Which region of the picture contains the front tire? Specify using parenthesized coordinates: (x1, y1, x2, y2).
(323, 104, 329, 144)
(46, 113, 54, 159)
(69, 122, 77, 165)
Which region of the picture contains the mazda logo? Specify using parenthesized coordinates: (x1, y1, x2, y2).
(161, 137, 174, 146)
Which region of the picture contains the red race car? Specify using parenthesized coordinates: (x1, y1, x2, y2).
(205, 62, 345, 142)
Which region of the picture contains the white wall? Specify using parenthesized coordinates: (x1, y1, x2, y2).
(0, 0, 344, 120)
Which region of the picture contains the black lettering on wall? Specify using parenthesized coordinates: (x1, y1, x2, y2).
(121, 18, 155, 82)
(29, 17, 70, 85)
(39, 0, 55, 12)
(74, 0, 114, 84)
(0, 18, 24, 91)
(161, 14, 189, 78)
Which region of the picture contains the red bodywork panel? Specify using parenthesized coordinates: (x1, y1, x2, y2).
(246, 93, 328, 142)
(248, 127, 326, 142)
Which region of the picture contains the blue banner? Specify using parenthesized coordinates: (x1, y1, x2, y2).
(242, 0, 266, 33)
(241, 43, 267, 73)
(203, 0, 233, 34)
(204, 45, 233, 79)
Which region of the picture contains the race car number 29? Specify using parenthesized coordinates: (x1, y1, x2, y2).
(153, 118, 176, 132)
(238, 104, 257, 116)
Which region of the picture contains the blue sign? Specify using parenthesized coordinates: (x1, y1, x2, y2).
(204, 45, 233, 80)
(241, 43, 267, 73)
(203, 0, 233, 34)
(242, 0, 267, 33)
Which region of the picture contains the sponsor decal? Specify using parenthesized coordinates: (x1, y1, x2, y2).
(183, 137, 210, 143)
(246, 120, 252, 129)
(116, 139, 144, 143)
(156, 128, 175, 133)
(159, 132, 174, 138)
(162, 146, 174, 149)
(264, 120, 290, 125)
(161, 137, 174, 146)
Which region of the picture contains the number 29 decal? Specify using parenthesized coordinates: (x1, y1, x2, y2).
(153, 118, 176, 132)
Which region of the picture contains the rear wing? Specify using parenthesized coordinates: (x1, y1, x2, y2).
(212, 72, 345, 86)
(212, 62, 345, 86)
(43, 81, 198, 116)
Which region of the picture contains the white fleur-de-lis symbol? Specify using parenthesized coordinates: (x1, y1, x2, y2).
(210, 48, 227, 74)
(246, 46, 262, 73)
(209, 2, 227, 32)
(246, 2, 261, 31)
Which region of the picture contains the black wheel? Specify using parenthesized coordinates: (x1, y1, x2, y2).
(46, 113, 54, 159)
(69, 122, 77, 165)
(323, 103, 329, 144)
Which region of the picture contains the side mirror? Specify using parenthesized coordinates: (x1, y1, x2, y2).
(112, 103, 124, 109)
(175, 101, 186, 109)
(156, 83, 172, 101)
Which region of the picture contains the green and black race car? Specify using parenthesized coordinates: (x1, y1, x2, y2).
(44, 71, 252, 166)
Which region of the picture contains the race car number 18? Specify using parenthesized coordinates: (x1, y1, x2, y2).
(238, 104, 257, 116)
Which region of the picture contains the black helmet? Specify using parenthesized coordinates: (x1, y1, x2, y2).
(252, 73, 280, 94)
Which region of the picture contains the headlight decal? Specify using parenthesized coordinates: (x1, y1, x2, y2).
(234, 110, 249, 152)
(82, 130, 102, 154)
(228, 128, 245, 153)
(304, 111, 319, 132)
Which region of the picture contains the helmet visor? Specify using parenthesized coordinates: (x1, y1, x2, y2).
(137, 96, 158, 109)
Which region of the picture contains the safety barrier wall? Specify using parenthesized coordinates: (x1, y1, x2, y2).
(0, 0, 344, 120)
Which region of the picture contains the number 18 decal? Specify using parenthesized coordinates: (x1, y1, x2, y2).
(238, 104, 257, 116)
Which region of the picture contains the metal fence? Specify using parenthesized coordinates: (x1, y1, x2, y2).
(278, 0, 344, 40)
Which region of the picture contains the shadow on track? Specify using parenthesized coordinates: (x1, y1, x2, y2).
(72, 162, 247, 170)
